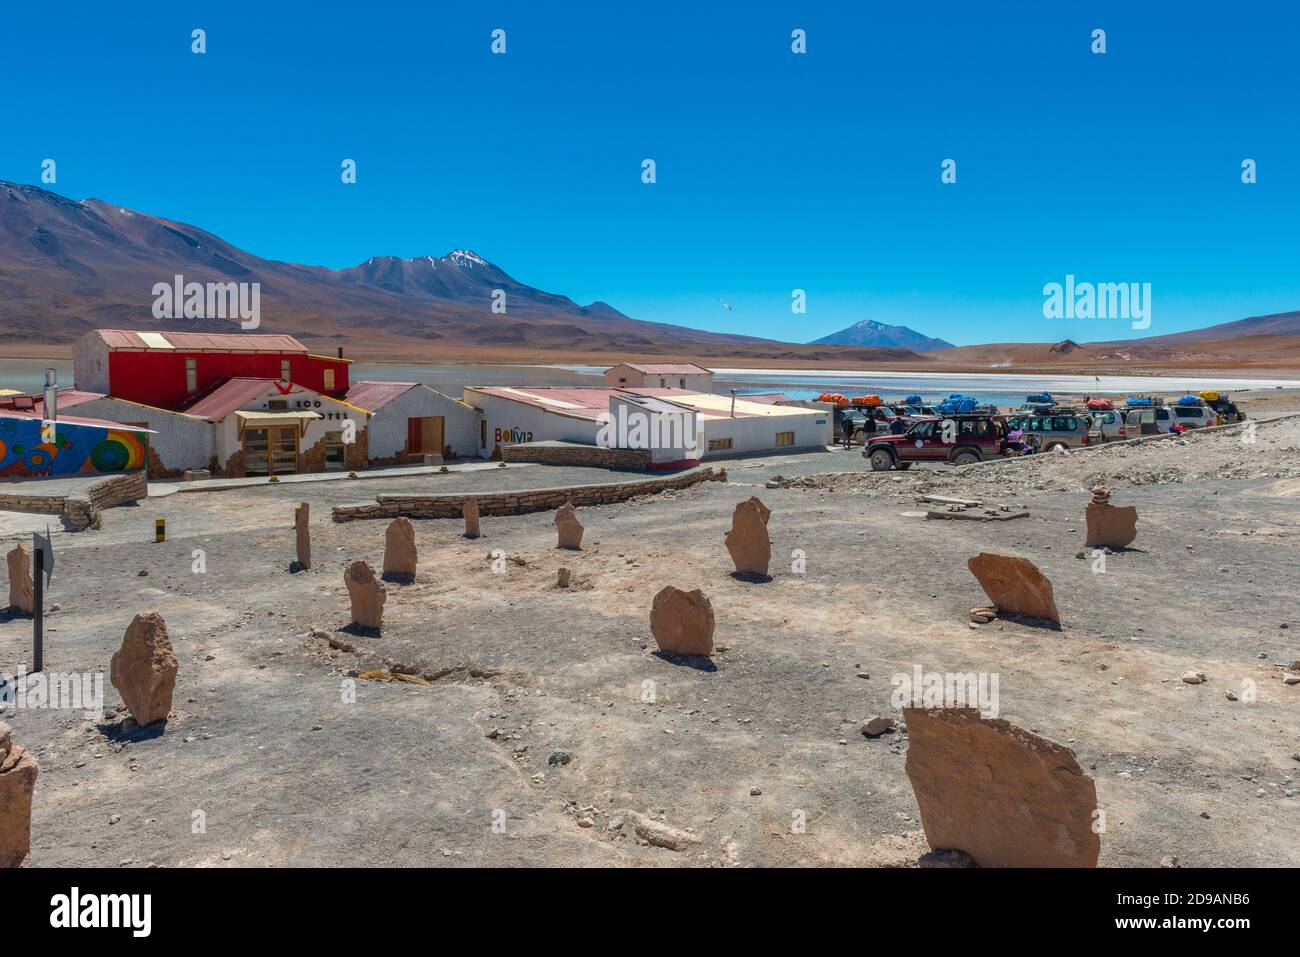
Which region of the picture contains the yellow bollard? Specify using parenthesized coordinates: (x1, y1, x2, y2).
(155, 518, 166, 543)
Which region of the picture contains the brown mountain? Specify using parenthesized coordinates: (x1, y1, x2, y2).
(5, 180, 909, 362)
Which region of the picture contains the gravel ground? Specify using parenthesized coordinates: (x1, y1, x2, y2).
(2, 429, 1298, 868)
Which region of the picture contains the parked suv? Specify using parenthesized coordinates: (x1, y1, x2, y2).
(1124, 406, 1174, 436)
(1169, 403, 1215, 429)
(1085, 409, 1125, 443)
(863, 414, 1007, 470)
(1008, 413, 1091, 451)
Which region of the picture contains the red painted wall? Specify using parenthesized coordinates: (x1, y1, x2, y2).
(106, 351, 351, 409)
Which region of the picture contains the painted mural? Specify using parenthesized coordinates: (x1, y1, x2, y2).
(0, 416, 148, 477)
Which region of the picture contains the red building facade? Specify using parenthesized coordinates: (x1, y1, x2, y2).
(73, 330, 350, 410)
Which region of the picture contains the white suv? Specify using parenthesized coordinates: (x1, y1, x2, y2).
(1169, 403, 1216, 429)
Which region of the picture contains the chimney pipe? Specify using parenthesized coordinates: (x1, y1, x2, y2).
(337, 347, 344, 359)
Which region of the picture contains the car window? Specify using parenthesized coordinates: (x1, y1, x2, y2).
(1173, 407, 1203, 418)
(958, 419, 989, 436)
(1156, 409, 1169, 420)
(908, 421, 935, 438)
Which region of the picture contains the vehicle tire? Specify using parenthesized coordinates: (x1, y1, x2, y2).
(867, 448, 896, 471)
(950, 449, 980, 467)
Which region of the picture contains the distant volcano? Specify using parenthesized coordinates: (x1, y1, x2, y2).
(810, 319, 954, 352)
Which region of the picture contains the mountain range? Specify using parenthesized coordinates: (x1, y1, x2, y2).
(2, 180, 1299, 370)
(0, 181, 801, 359)
(810, 319, 954, 352)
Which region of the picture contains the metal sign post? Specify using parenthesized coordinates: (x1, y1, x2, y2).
(31, 528, 53, 673)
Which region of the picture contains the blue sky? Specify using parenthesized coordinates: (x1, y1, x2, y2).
(3, 1, 1299, 346)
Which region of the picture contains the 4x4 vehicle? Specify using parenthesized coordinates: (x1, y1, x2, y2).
(1007, 413, 1091, 451)
(1123, 405, 1175, 435)
(1169, 402, 1215, 429)
(1085, 409, 1125, 443)
(863, 414, 1008, 470)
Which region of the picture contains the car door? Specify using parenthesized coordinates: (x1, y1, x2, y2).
(906, 420, 943, 459)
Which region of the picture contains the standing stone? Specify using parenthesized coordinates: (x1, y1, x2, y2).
(109, 612, 179, 727)
(0, 722, 38, 868)
(649, 586, 715, 656)
(1084, 486, 1138, 549)
(903, 706, 1101, 868)
(295, 503, 311, 570)
(557, 567, 572, 588)
(967, 551, 1060, 624)
(382, 517, 417, 582)
(6, 543, 33, 615)
(344, 560, 385, 629)
(555, 502, 584, 549)
(725, 497, 771, 577)
(463, 498, 481, 539)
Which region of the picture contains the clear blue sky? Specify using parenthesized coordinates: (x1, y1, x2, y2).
(3, 1, 1298, 345)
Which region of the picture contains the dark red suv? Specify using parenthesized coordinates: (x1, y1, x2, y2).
(862, 415, 1008, 470)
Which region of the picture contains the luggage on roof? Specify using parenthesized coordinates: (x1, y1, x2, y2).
(1198, 390, 1221, 402)
(1086, 398, 1113, 410)
(817, 392, 850, 407)
(850, 394, 882, 406)
(1176, 395, 1202, 407)
(1026, 392, 1053, 404)
(1127, 396, 1154, 407)
(904, 394, 923, 405)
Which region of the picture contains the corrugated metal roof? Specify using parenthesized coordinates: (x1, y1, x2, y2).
(91, 330, 307, 354)
(178, 378, 281, 420)
(0, 409, 156, 431)
(343, 381, 419, 412)
(2, 389, 107, 416)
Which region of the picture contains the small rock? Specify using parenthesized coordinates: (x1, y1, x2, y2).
(1181, 671, 1207, 685)
(861, 716, 897, 738)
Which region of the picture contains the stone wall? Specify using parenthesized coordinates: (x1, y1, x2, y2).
(0, 470, 148, 530)
(501, 442, 653, 470)
(332, 466, 719, 522)
(63, 471, 149, 530)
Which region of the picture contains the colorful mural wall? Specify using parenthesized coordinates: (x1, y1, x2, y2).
(0, 416, 148, 478)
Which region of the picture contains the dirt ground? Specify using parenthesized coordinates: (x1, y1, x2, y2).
(2, 424, 1299, 868)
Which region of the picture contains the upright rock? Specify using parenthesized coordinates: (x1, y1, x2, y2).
(109, 612, 179, 727)
(903, 706, 1101, 868)
(294, 503, 311, 570)
(0, 722, 38, 868)
(463, 498, 481, 539)
(344, 560, 385, 629)
(725, 497, 771, 577)
(382, 517, 417, 582)
(6, 543, 33, 614)
(1084, 485, 1138, 549)
(967, 551, 1060, 624)
(649, 586, 715, 656)
(555, 502, 584, 549)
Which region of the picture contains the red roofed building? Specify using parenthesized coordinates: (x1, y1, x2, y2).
(602, 362, 713, 391)
(73, 329, 351, 410)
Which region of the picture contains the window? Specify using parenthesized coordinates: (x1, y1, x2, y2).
(907, 421, 935, 438)
(281, 359, 292, 381)
(268, 399, 287, 411)
(185, 358, 197, 394)
(1051, 417, 1076, 431)
(708, 437, 733, 451)
(324, 369, 335, 391)
(775, 431, 795, 447)
(1174, 407, 1204, 419)
(959, 419, 990, 436)
(659, 378, 667, 387)
(679, 378, 686, 388)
